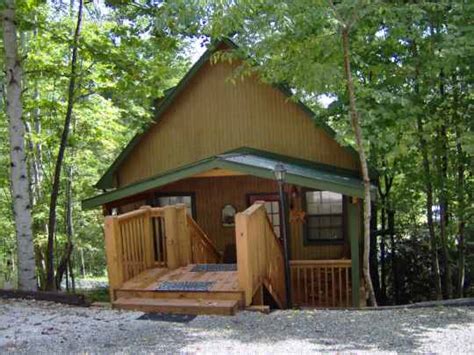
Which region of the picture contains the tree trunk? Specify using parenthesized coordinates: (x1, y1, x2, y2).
(45, 0, 83, 290)
(454, 92, 466, 298)
(341, 27, 377, 306)
(437, 71, 452, 299)
(369, 201, 381, 300)
(388, 209, 398, 304)
(55, 165, 75, 290)
(2, 0, 37, 291)
(380, 198, 386, 304)
(413, 52, 443, 299)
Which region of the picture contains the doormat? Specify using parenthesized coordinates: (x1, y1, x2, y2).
(137, 312, 196, 323)
(155, 281, 215, 292)
(191, 264, 237, 272)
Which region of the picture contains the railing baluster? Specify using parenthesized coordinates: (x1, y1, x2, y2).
(338, 267, 342, 307)
(289, 260, 352, 308)
(345, 267, 349, 307)
(325, 267, 328, 307)
(317, 266, 321, 306)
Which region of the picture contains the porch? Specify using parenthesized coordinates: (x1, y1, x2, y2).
(104, 202, 360, 315)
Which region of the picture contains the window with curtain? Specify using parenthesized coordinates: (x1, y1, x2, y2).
(155, 194, 194, 217)
(304, 190, 344, 242)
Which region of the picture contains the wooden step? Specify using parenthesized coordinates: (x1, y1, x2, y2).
(115, 289, 245, 306)
(113, 297, 239, 316)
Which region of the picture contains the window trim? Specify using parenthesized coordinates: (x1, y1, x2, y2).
(302, 189, 346, 245)
(149, 192, 197, 219)
(246, 192, 286, 238)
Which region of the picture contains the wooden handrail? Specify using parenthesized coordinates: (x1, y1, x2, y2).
(104, 204, 222, 301)
(104, 206, 159, 301)
(235, 202, 287, 308)
(187, 215, 222, 263)
(290, 260, 351, 266)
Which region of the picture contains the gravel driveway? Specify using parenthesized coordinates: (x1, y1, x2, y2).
(0, 298, 472, 354)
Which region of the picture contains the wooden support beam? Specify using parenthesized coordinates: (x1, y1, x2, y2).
(104, 215, 124, 301)
(348, 199, 361, 308)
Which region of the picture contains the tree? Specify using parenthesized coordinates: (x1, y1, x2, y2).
(44, 0, 83, 291)
(1, 0, 189, 289)
(1, 0, 37, 291)
(333, 2, 377, 306)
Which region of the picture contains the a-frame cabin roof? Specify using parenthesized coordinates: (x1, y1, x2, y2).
(95, 38, 363, 191)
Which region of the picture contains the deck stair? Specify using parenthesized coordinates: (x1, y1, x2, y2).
(112, 264, 245, 315)
(114, 297, 239, 316)
(105, 204, 287, 315)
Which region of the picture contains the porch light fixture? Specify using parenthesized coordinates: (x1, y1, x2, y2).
(273, 162, 292, 309)
(273, 162, 287, 182)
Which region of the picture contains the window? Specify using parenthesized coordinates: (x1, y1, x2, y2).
(304, 190, 344, 242)
(155, 194, 195, 217)
(264, 200, 281, 238)
(248, 194, 282, 238)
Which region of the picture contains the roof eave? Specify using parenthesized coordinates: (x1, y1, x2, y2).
(83, 149, 374, 210)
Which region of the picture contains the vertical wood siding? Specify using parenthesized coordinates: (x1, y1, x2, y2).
(107, 175, 350, 260)
(116, 59, 359, 187)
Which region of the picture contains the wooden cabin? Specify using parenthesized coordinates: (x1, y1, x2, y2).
(83, 39, 375, 315)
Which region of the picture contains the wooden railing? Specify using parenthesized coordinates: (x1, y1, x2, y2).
(151, 210, 167, 267)
(290, 259, 352, 308)
(104, 206, 157, 301)
(188, 216, 222, 264)
(235, 202, 287, 308)
(104, 204, 221, 301)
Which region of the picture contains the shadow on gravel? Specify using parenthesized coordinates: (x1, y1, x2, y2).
(182, 306, 473, 353)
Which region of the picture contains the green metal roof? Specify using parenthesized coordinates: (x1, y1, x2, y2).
(82, 148, 375, 210)
(95, 38, 365, 190)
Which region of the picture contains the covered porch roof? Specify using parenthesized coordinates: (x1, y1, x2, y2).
(82, 148, 376, 210)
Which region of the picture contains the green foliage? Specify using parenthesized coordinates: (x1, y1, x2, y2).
(203, 0, 473, 302)
(0, 0, 189, 287)
(1, 0, 471, 301)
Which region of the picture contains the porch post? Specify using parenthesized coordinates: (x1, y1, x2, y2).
(175, 204, 192, 266)
(164, 205, 180, 269)
(348, 198, 361, 308)
(104, 215, 123, 302)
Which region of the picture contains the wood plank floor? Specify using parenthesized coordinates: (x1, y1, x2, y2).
(120, 264, 241, 293)
(114, 264, 243, 315)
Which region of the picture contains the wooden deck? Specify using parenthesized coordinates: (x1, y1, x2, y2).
(113, 264, 244, 315)
(105, 204, 357, 315)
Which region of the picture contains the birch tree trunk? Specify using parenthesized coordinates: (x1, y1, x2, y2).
(45, 0, 83, 290)
(2, 0, 37, 291)
(341, 27, 377, 306)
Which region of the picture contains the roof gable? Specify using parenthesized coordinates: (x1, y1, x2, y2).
(96, 38, 360, 190)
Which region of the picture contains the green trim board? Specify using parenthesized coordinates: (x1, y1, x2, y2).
(82, 148, 376, 210)
(95, 37, 373, 190)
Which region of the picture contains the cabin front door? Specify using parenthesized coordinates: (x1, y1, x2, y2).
(248, 193, 283, 238)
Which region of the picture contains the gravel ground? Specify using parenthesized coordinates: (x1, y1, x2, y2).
(0, 298, 472, 354)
